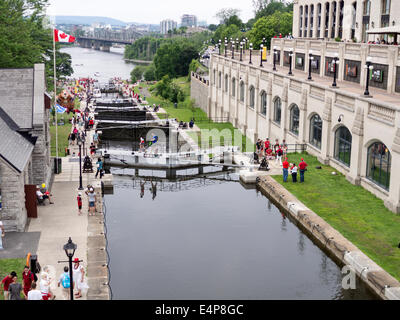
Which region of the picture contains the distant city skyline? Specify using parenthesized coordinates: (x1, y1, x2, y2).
(47, 0, 256, 25)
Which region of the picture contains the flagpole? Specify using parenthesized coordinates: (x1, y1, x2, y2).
(53, 27, 59, 173)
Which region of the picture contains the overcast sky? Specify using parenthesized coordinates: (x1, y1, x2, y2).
(47, 0, 257, 25)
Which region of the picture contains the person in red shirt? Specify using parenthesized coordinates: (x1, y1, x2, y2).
(265, 147, 273, 159)
(2, 271, 17, 300)
(282, 157, 289, 182)
(264, 138, 270, 151)
(22, 266, 34, 296)
(299, 158, 308, 182)
(77, 192, 83, 215)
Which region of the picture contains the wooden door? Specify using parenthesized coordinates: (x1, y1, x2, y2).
(25, 185, 37, 218)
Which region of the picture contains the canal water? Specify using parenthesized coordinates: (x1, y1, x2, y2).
(65, 47, 375, 300)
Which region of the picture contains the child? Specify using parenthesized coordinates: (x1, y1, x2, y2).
(77, 192, 83, 215)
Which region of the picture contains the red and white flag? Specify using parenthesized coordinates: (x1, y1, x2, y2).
(54, 29, 76, 43)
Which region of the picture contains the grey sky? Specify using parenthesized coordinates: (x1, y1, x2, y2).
(47, 0, 256, 25)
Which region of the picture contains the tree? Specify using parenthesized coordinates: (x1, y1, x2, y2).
(254, 0, 292, 20)
(249, 11, 293, 49)
(215, 8, 241, 24)
(208, 24, 218, 31)
(130, 74, 137, 84)
(144, 64, 157, 81)
(131, 65, 147, 80)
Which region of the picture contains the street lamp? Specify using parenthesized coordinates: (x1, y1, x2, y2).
(308, 49, 314, 81)
(231, 41, 235, 59)
(63, 237, 77, 301)
(260, 44, 264, 67)
(225, 39, 228, 57)
(249, 43, 253, 64)
(78, 139, 83, 190)
(273, 46, 277, 71)
(288, 48, 294, 75)
(332, 53, 339, 87)
(219, 39, 221, 55)
(364, 56, 373, 96)
(240, 42, 243, 61)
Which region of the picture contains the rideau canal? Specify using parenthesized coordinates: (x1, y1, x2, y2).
(62, 46, 375, 300)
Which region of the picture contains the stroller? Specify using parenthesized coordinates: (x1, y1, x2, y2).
(258, 157, 270, 171)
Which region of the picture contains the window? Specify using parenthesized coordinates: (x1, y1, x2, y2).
(213, 69, 216, 86)
(273, 97, 281, 124)
(232, 78, 236, 97)
(334, 126, 352, 166)
(260, 91, 267, 115)
(289, 104, 300, 135)
(249, 86, 255, 108)
(300, 6, 303, 37)
(240, 81, 245, 102)
(218, 72, 222, 88)
(363, 0, 370, 15)
(382, 0, 391, 15)
(309, 114, 322, 149)
(225, 74, 228, 92)
(367, 142, 391, 190)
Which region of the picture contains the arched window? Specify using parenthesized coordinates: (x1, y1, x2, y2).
(213, 69, 216, 86)
(240, 81, 245, 102)
(289, 104, 300, 135)
(309, 114, 322, 149)
(260, 91, 267, 115)
(249, 86, 255, 108)
(225, 74, 228, 92)
(218, 72, 222, 88)
(232, 78, 236, 97)
(334, 126, 352, 166)
(273, 97, 281, 124)
(367, 142, 391, 190)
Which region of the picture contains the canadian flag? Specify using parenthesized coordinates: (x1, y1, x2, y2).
(54, 29, 76, 43)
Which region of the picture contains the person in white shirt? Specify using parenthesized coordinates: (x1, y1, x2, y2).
(27, 282, 42, 300)
(0, 220, 4, 250)
(36, 186, 53, 204)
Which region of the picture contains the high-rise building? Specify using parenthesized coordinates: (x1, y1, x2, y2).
(181, 14, 197, 27)
(160, 19, 177, 34)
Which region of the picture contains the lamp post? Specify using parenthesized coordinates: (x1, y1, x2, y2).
(63, 237, 77, 301)
(308, 49, 314, 80)
(249, 43, 253, 64)
(225, 39, 228, 57)
(364, 56, 373, 96)
(78, 139, 83, 190)
(262, 37, 266, 47)
(240, 42, 243, 61)
(231, 41, 235, 59)
(219, 39, 221, 55)
(260, 44, 264, 67)
(332, 53, 339, 87)
(236, 38, 239, 51)
(288, 48, 293, 75)
(273, 46, 277, 71)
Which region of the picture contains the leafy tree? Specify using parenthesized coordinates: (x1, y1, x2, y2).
(130, 74, 137, 84)
(215, 8, 241, 24)
(225, 15, 244, 29)
(144, 63, 157, 81)
(131, 65, 147, 80)
(208, 24, 218, 31)
(249, 11, 293, 49)
(254, 0, 293, 20)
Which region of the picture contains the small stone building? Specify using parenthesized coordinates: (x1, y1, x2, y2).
(0, 64, 52, 231)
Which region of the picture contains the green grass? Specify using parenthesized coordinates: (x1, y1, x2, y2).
(0, 258, 26, 300)
(50, 108, 75, 157)
(271, 152, 400, 281)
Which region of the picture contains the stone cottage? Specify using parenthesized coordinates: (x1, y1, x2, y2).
(0, 64, 52, 232)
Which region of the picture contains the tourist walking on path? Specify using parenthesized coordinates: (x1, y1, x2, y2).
(93, 130, 99, 147)
(39, 272, 55, 300)
(276, 145, 283, 166)
(9, 275, 25, 300)
(58, 266, 72, 300)
(282, 157, 289, 182)
(299, 158, 308, 183)
(290, 163, 298, 183)
(72, 258, 88, 298)
(95, 158, 104, 179)
(1, 271, 17, 300)
(86, 187, 96, 216)
(77, 192, 83, 215)
(0, 219, 4, 250)
(27, 282, 42, 300)
(22, 266, 34, 297)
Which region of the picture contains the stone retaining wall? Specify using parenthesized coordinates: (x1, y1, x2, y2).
(257, 175, 400, 300)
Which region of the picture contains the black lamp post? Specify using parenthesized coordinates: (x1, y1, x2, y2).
(236, 38, 239, 51)
(63, 237, 77, 301)
(78, 140, 83, 190)
(262, 37, 266, 47)
(332, 53, 339, 87)
(249, 43, 253, 64)
(218, 39, 221, 55)
(308, 49, 314, 80)
(260, 44, 264, 67)
(364, 57, 373, 96)
(240, 42, 243, 61)
(273, 46, 277, 71)
(231, 41, 235, 59)
(225, 39, 228, 57)
(288, 48, 293, 75)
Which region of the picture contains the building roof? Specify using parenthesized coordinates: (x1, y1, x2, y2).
(0, 106, 35, 173)
(0, 68, 34, 129)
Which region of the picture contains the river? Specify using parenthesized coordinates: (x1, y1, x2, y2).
(62, 46, 376, 300)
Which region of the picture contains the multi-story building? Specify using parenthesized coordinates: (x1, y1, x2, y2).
(160, 19, 177, 34)
(293, 0, 400, 42)
(181, 14, 197, 28)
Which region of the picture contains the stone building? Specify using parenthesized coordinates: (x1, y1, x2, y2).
(191, 36, 400, 213)
(292, 0, 400, 42)
(0, 64, 52, 232)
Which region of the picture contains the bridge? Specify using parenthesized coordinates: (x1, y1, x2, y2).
(76, 30, 141, 51)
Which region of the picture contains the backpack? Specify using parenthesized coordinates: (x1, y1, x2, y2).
(62, 273, 70, 288)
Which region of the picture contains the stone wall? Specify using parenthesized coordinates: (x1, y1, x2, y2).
(190, 72, 209, 114)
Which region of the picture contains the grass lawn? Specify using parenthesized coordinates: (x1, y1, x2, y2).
(0, 258, 26, 300)
(271, 152, 400, 281)
(50, 110, 75, 157)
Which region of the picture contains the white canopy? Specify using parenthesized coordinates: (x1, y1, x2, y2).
(367, 26, 400, 35)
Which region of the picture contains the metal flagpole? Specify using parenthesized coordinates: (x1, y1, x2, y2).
(53, 27, 59, 173)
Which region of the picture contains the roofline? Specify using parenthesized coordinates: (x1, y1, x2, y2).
(0, 154, 22, 174)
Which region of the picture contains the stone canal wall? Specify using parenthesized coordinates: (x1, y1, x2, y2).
(190, 72, 210, 114)
(257, 176, 400, 300)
